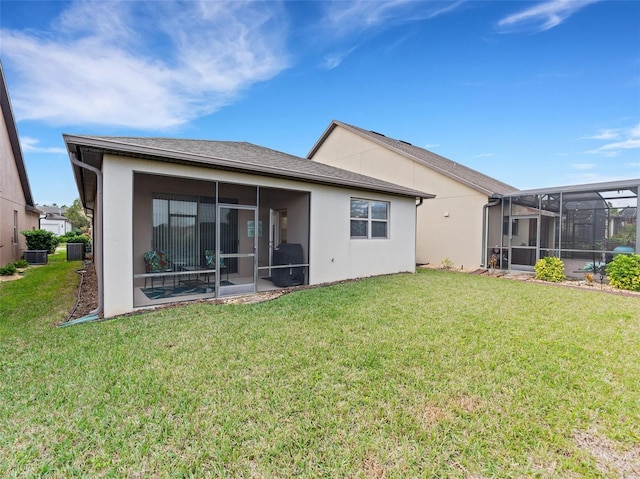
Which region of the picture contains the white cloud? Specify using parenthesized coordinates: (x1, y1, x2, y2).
(20, 137, 66, 154)
(583, 123, 640, 157)
(321, 46, 359, 70)
(0, 1, 289, 129)
(581, 128, 620, 140)
(497, 0, 601, 33)
(476, 153, 494, 158)
(317, 0, 465, 69)
(596, 139, 640, 151)
(571, 163, 596, 170)
(322, 0, 464, 37)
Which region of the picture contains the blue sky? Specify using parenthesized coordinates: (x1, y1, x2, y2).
(1, 0, 639, 207)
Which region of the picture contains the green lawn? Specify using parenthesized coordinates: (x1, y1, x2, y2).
(1, 254, 639, 478)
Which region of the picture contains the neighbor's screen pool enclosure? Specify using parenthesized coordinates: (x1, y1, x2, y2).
(486, 180, 638, 276)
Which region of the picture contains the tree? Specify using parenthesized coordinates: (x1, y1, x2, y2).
(65, 198, 91, 231)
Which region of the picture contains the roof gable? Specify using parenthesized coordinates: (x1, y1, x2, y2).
(308, 120, 517, 197)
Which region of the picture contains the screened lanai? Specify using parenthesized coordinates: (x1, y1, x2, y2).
(485, 179, 639, 278)
(132, 173, 310, 308)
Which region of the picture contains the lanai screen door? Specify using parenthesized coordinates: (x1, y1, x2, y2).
(217, 204, 257, 296)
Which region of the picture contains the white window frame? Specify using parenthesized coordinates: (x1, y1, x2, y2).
(350, 198, 389, 239)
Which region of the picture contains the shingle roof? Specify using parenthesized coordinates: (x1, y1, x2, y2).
(64, 135, 435, 205)
(308, 120, 517, 197)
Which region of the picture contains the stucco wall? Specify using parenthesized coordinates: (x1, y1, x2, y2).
(101, 155, 416, 317)
(308, 186, 416, 285)
(0, 111, 39, 266)
(311, 126, 490, 269)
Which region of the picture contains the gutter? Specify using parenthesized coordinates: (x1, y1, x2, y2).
(60, 152, 103, 326)
(481, 196, 502, 267)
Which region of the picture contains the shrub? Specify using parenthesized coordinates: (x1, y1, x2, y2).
(606, 254, 640, 292)
(21, 229, 59, 253)
(0, 263, 17, 276)
(534, 256, 566, 282)
(13, 259, 29, 268)
(441, 258, 454, 270)
(66, 235, 91, 247)
(60, 231, 80, 242)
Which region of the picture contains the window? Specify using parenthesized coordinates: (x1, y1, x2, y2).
(13, 211, 18, 243)
(350, 198, 389, 239)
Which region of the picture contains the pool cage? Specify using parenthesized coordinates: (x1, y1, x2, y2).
(484, 179, 639, 278)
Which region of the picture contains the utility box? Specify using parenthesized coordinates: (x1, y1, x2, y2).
(24, 250, 48, 265)
(66, 243, 85, 261)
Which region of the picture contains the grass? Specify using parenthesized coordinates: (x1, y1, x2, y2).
(1, 255, 639, 478)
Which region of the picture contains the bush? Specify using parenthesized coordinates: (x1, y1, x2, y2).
(534, 256, 566, 282)
(60, 231, 80, 242)
(21, 229, 59, 253)
(66, 235, 91, 247)
(606, 254, 640, 292)
(0, 263, 17, 276)
(441, 258, 454, 270)
(13, 259, 29, 268)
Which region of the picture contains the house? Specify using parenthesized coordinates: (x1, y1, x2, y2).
(64, 135, 434, 318)
(308, 120, 517, 269)
(0, 62, 40, 267)
(38, 205, 73, 236)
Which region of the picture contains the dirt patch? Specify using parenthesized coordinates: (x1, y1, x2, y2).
(574, 431, 640, 478)
(363, 456, 386, 479)
(0, 272, 23, 282)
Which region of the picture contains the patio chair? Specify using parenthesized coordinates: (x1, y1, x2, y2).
(205, 250, 227, 282)
(143, 250, 175, 288)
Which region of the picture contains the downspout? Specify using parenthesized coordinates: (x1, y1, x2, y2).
(481, 196, 502, 267)
(60, 152, 103, 327)
(415, 197, 424, 268)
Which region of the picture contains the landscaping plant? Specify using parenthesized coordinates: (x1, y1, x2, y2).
(66, 234, 91, 248)
(12, 259, 29, 268)
(606, 253, 640, 292)
(21, 229, 59, 253)
(0, 263, 17, 276)
(534, 256, 566, 282)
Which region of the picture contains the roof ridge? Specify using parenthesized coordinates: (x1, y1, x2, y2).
(332, 120, 516, 196)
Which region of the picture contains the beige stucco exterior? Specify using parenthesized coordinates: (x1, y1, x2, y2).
(0, 98, 39, 267)
(100, 154, 417, 318)
(310, 126, 495, 269)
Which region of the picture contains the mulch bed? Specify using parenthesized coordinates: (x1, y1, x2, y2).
(67, 262, 100, 321)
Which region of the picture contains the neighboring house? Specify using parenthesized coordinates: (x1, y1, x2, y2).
(0, 62, 39, 266)
(308, 120, 517, 269)
(38, 205, 73, 235)
(64, 135, 434, 318)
